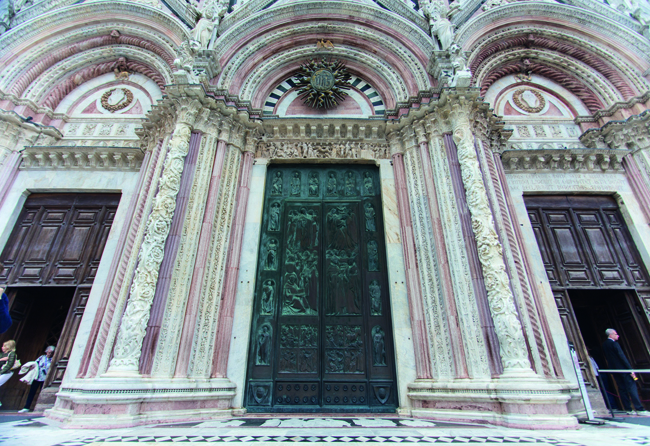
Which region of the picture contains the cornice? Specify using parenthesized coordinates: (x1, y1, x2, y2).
(136, 83, 263, 150)
(385, 88, 509, 141)
(20, 146, 145, 171)
(580, 109, 650, 150)
(455, 3, 650, 61)
(0, 108, 63, 139)
(501, 148, 627, 172)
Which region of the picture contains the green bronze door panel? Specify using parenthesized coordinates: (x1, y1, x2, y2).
(246, 165, 396, 412)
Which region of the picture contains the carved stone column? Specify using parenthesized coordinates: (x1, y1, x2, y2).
(448, 100, 533, 376)
(187, 123, 244, 378)
(212, 132, 256, 378)
(173, 120, 233, 377)
(107, 100, 202, 375)
(388, 131, 433, 380)
(414, 121, 469, 379)
(400, 125, 455, 379)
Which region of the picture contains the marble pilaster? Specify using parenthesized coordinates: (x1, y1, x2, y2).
(424, 121, 491, 379)
(212, 137, 256, 378)
(187, 133, 242, 378)
(401, 126, 454, 379)
(388, 131, 433, 380)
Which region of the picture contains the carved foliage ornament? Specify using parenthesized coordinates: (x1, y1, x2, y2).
(512, 89, 545, 114)
(294, 59, 352, 109)
(101, 88, 134, 113)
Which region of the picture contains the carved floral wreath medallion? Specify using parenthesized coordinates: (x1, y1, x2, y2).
(293, 59, 352, 109)
(101, 88, 134, 113)
(512, 88, 545, 114)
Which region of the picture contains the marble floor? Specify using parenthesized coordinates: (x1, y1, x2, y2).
(1, 415, 650, 446)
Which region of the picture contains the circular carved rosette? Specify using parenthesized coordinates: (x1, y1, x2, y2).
(101, 88, 135, 113)
(512, 88, 545, 114)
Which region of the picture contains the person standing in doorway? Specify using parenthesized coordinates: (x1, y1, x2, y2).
(18, 345, 55, 413)
(602, 328, 649, 415)
(0, 340, 17, 407)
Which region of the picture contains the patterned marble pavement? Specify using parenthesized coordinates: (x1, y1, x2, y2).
(0, 416, 648, 446)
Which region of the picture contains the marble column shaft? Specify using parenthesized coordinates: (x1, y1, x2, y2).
(476, 140, 552, 377)
(174, 130, 230, 377)
(150, 129, 220, 377)
(426, 125, 492, 378)
(414, 123, 469, 379)
(212, 147, 254, 378)
(89, 138, 168, 377)
(449, 101, 532, 374)
(108, 102, 202, 374)
(389, 133, 433, 379)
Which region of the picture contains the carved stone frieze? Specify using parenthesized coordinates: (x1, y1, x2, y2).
(449, 98, 532, 374)
(108, 100, 202, 374)
(20, 146, 144, 170)
(257, 141, 389, 160)
(501, 149, 627, 172)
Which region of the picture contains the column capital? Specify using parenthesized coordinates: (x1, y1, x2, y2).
(400, 126, 419, 153)
(414, 121, 428, 145)
(386, 131, 404, 156)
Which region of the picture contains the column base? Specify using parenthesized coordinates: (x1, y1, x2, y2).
(407, 377, 579, 429)
(46, 377, 237, 429)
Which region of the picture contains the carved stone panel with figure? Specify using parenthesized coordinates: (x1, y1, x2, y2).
(245, 165, 396, 412)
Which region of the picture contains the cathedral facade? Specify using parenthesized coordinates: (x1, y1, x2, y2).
(1, 0, 650, 430)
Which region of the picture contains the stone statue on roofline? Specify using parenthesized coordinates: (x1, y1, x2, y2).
(421, 0, 459, 51)
(192, 9, 216, 48)
(449, 43, 472, 87)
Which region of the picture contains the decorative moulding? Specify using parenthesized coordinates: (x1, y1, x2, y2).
(456, 3, 650, 58)
(20, 146, 145, 170)
(500, 148, 627, 172)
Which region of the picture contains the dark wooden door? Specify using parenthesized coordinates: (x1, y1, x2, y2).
(0, 193, 119, 409)
(525, 195, 650, 390)
(246, 165, 396, 412)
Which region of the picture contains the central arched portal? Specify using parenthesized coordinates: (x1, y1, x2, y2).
(245, 164, 397, 413)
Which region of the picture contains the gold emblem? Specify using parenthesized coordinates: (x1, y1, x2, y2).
(294, 59, 351, 109)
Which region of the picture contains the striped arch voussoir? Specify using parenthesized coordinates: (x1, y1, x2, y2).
(479, 61, 604, 114)
(41, 59, 166, 110)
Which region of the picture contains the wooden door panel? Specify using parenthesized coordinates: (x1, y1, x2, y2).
(0, 194, 120, 286)
(528, 210, 561, 287)
(46, 286, 90, 387)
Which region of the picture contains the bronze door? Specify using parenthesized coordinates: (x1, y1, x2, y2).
(245, 165, 396, 412)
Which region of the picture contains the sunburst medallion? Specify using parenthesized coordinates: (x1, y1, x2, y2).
(293, 59, 352, 109)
